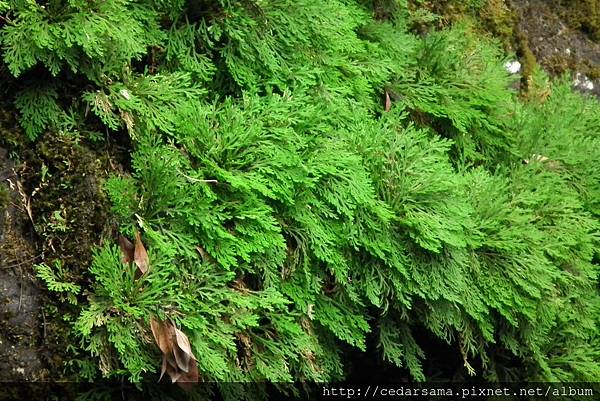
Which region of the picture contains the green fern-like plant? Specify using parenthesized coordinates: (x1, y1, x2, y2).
(34, 260, 81, 305)
(2, 0, 599, 398)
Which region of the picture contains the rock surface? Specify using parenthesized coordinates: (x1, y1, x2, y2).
(0, 147, 48, 381)
(513, 0, 600, 97)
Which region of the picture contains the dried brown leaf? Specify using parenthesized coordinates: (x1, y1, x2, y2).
(159, 349, 180, 383)
(174, 327, 195, 359)
(118, 235, 135, 264)
(159, 355, 167, 382)
(173, 327, 196, 372)
(384, 90, 391, 112)
(151, 318, 199, 387)
(168, 361, 182, 383)
(134, 231, 150, 275)
(120, 110, 135, 133)
(195, 245, 209, 263)
(523, 153, 561, 170)
(176, 362, 199, 391)
(150, 318, 174, 355)
(174, 348, 191, 373)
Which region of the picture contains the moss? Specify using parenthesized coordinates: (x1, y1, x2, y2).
(541, 53, 600, 80)
(18, 130, 131, 379)
(515, 31, 537, 80)
(430, 0, 486, 18)
(584, 63, 600, 80)
(0, 183, 8, 213)
(479, 0, 518, 51)
(553, 0, 600, 41)
(371, 0, 406, 21)
(0, 104, 31, 159)
(410, 0, 538, 98)
(20, 132, 115, 278)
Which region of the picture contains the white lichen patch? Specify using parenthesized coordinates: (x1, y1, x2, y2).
(573, 73, 594, 91)
(504, 60, 521, 74)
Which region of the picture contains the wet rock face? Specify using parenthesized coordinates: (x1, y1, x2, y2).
(513, 0, 600, 97)
(0, 269, 46, 381)
(0, 147, 47, 381)
(0, 104, 127, 383)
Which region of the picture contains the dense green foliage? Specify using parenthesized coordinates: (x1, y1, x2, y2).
(1, 0, 599, 399)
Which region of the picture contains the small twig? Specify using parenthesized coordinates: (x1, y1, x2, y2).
(0, 254, 43, 270)
(41, 308, 47, 343)
(8, 174, 34, 224)
(177, 169, 218, 184)
(0, 14, 13, 25)
(107, 149, 117, 171)
(18, 265, 23, 312)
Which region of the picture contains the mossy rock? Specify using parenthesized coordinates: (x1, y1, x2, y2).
(553, 0, 600, 41)
(0, 182, 8, 214)
(487, 1, 524, 50)
(1, 101, 126, 382)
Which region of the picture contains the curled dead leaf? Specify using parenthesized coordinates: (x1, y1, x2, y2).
(195, 245, 209, 263)
(159, 355, 167, 381)
(523, 153, 549, 164)
(522, 154, 562, 170)
(167, 358, 182, 383)
(307, 303, 314, 320)
(118, 235, 135, 264)
(150, 318, 174, 355)
(134, 231, 150, 275)
(384, 90, 391, 112)
(176, 362, 199, 392)
(160, 352, 180, 383)
(174, 327, 195, 372)
(150, 318, 199, 389)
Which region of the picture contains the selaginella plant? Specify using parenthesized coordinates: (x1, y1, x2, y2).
(1, 0, 599, 399)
